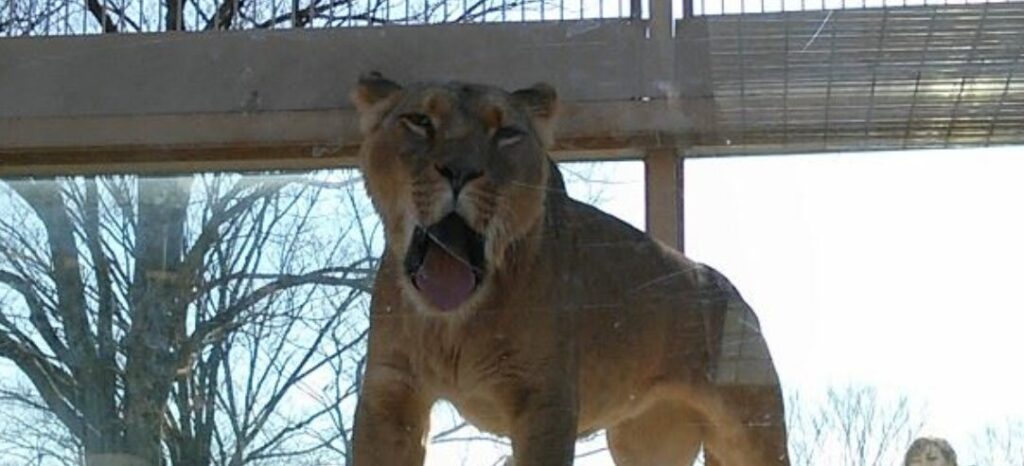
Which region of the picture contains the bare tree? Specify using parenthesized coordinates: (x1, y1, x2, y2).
(0, 171, 378, 465)
(785, 385, 926, 466)
(1, 0, 547, 36)
(0, 382, 82, 466)
(969, 419, 1024, 466)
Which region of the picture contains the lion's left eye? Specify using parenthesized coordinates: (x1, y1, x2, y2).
(494, 127, 525, 149)
(399, 113, 434, 138)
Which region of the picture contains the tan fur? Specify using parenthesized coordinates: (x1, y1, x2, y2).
(350, 74, 790, 466)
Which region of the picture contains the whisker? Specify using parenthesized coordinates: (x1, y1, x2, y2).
(509, 180, 565, 193)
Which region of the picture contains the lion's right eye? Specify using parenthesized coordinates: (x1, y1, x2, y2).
(399, 113, 434, 138)
(494, 126, 525, 149)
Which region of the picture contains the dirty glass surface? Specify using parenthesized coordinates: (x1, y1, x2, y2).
(4, 151, 1021, 465)
(0, 162, 646, 465)
(686, 147, 1024, 466)
(3, 0, 1024, 463)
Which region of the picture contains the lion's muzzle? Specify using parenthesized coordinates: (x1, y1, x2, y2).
(404, 213, 486, 311)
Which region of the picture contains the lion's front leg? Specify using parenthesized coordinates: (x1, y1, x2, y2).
(504, 383, 579, 466)
(352, 364, 431, 466)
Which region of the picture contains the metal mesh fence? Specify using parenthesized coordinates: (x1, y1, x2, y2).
(0, 0, 638, 36)
(4, 0, 1022, 36)
(698, 3, 1024, 151)
(680, 0, 1022, 16)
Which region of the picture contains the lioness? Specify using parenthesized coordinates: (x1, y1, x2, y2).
(351, 73, 790, 466)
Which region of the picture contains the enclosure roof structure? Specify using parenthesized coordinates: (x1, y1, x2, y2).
(1, 1, 1022, 173)
(695, 2, 1024, 156)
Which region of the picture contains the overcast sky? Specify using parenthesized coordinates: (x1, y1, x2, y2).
(684, 147, 1024, 458)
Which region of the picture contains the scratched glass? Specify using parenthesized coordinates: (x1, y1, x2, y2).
(2, 0, 1024, 463)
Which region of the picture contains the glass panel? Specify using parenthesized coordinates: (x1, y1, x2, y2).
(0, 162, 647, 465)
(0, 170, 379, 465)
(685, 146, 1024, 465)
(562, 160, 647, 232)
(423, 160, 645, 465)
(5, 0, 1021, 461)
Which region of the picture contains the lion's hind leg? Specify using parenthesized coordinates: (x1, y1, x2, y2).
(640, 382, 788, 466)
(606, 400, 703, 466)
(697, 384, 790, 466)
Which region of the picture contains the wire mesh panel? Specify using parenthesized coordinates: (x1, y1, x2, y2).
(0, 0, 638, 36)
(684, 0, 1024, 16)
(692, 2, 1024, 152)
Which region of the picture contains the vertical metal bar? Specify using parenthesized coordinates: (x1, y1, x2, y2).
(783, 9, 790, 143)
(738, 14, 747, 142)
(650, 0, 672, 38)
(822, 9, 836, 148)
(645, 149, 682, 251)
(676, 155, 685, 254)
(864, 7, 886, 142)
(630, 0, 640, 19)
(44, 0, 54, 34)
(683, 0, 692, 17)
(6, 0, 14, 36)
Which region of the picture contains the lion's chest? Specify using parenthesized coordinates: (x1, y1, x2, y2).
(446, 390, 515, 436)
(417, 332, 526, 437)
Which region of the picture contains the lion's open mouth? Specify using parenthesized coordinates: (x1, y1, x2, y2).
(404, 213, 486, 311)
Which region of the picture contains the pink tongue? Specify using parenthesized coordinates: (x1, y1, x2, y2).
(413, 243, 476, 311)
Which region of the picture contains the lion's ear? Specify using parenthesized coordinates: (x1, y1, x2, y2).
(511, 83, 559, 147)
(351, 72, 403, 134)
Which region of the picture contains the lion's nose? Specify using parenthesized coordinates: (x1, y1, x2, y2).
(436, 164, 483, 198)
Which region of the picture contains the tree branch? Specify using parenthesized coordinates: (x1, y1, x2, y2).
(187, 263, 372, 356)
(204, 0, 245, 30)
(8, 181, 97, 373)
(0, 270, 70, 362)
(85, 0, 119, 33)
(0, 332, 84, 441)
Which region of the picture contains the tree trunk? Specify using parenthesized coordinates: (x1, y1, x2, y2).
(123, 177, 194, 465)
